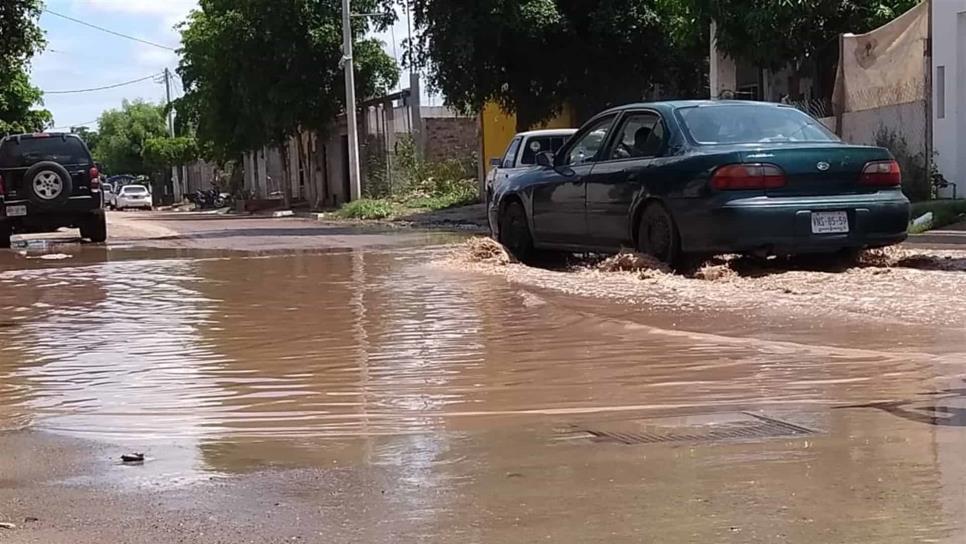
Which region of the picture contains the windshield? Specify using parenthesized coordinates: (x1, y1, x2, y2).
(0, 136, 92, 168)
(677, 105, 838, 145)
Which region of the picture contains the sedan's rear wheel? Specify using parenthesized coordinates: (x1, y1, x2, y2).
(499, 201, 534, 262)
(637, 202, 682, 267)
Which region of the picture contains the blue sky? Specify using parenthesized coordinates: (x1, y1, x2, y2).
(31, 0, 427, 132)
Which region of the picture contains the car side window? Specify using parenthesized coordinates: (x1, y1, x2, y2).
(609, 112, 666, 160)
(502, 137, 522, 168)
(564, 116, 617, 166)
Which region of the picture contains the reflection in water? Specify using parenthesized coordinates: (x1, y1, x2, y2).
(1, 245, 965, 541)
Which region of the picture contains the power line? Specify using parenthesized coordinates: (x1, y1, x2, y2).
(43, 8, 177, 51)
(44, 73, 161, 95)
(49, 119, 99, 131)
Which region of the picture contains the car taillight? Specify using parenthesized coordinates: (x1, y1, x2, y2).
(89, 167, 100, 189)
(711, 163, 786, 190)
(860, 160, 901, 186)
(0, 174, 5, 197)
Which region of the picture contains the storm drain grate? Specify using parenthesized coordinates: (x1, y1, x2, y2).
(574, 412, 815, 445)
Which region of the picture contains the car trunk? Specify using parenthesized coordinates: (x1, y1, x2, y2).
(738, 144, 893, 197)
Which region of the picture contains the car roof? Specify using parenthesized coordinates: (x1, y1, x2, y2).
(0, 132, 82, 143)
(515, 128, 578, 138)
(597, 100, 799, 116)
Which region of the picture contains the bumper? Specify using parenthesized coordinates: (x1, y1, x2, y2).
(0, 196, 101, 231)
(675, 192, 911, 254)
(117, 199, 152, 208)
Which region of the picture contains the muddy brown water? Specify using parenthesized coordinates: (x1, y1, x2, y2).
(2, 240, 966, 542)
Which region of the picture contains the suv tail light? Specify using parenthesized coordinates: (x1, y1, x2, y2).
(711, 163, 786, 190)
(860, 160, 901, 186)
(0, 174, 5, 197)
(89, 167, 100, 190)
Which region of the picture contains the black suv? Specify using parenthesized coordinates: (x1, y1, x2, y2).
(0, 133, 107, 248)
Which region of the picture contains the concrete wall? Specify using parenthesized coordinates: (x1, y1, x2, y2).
(424, 117, 477, 164)
(932, 0, 966, 189)
(840, 101, 926, 150)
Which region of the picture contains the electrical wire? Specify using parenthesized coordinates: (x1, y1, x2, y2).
(43, 8, 177, 51)
(44, 73, 161, 95)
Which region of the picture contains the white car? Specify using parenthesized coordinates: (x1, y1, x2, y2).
(486, 128, 577, 195)
(101, 184, 116, 209)
(115, 185, 153, 211)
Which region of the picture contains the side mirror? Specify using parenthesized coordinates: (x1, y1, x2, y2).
(490, 157, 502, 167)
(535, 151, 554, 168)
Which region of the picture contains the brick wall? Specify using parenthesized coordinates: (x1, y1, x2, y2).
(424, 117, 478, 165)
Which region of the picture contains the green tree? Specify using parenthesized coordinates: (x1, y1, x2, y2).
(94, 100, 168, 175)
(0, 0, 45, 73)
(0, 68, 52, 133)
(175, 0, 399, 167)
(142, 136, 199, 172)
(0, 0, 51, 133)
(696, 0, 919, 98)
(409, 0, 706, 129)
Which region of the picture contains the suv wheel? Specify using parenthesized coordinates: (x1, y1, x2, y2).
(24, 161, 73, 207)
(81, 211, 107, 243)
(0, 222, 11, 249)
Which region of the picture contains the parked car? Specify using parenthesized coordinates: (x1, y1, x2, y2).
(102, 183, 117, 209)
(488, 100, 910, 267)
(115, 184, 153, 211)
(0, 133, 107, 248)
(486, 129, 577, 195)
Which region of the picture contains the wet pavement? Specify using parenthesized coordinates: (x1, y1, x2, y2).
(1, 212, 966, 542)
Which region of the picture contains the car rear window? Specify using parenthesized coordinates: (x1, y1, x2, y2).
(520, 135, 571, 165)
(0, 136, 92, 168)
(122, 186, 148, 194)
(677, 105, 838, 145)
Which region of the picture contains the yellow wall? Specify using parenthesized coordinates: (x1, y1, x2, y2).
(479, 102, 576, 165)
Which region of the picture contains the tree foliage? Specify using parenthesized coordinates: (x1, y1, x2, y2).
(143, 136, 199, 171)
(0, 0, 51, 134)
(409, 0, 707, 129)
(0, 68, 52, 133)
(94, 100, 168, 175)
(697, 0, 919, 72)
(175, 0, 400, 162)
(0, 0, 45, 73)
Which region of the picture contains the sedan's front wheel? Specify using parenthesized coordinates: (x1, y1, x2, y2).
(499, 201, 534, 262)
(637, 202, 682, 268)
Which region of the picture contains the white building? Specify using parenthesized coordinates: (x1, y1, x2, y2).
(931, 0, 966, 193)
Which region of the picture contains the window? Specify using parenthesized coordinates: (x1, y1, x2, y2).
(519, 135, 571, 165)
(564, 116, 616, 166)
(610, 112, 665, 160)
(677, 105, 838, 145)
(0, 136, 92, 168)
(937, 65, 946, 119)
(121, 186, 149, 195)
(501, 137, 522, 168)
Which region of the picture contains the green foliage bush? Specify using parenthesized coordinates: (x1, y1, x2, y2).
(335, 199, 398, 220)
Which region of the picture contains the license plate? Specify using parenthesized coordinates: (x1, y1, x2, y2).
(811, 211, 849, 234)
(5, 205, 26, 217)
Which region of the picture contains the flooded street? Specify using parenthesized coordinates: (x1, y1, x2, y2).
(2, 212, 966, 543)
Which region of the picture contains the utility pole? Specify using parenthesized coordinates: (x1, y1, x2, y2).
(163, 68, 181, 202)
(341, 0, 362, 201)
